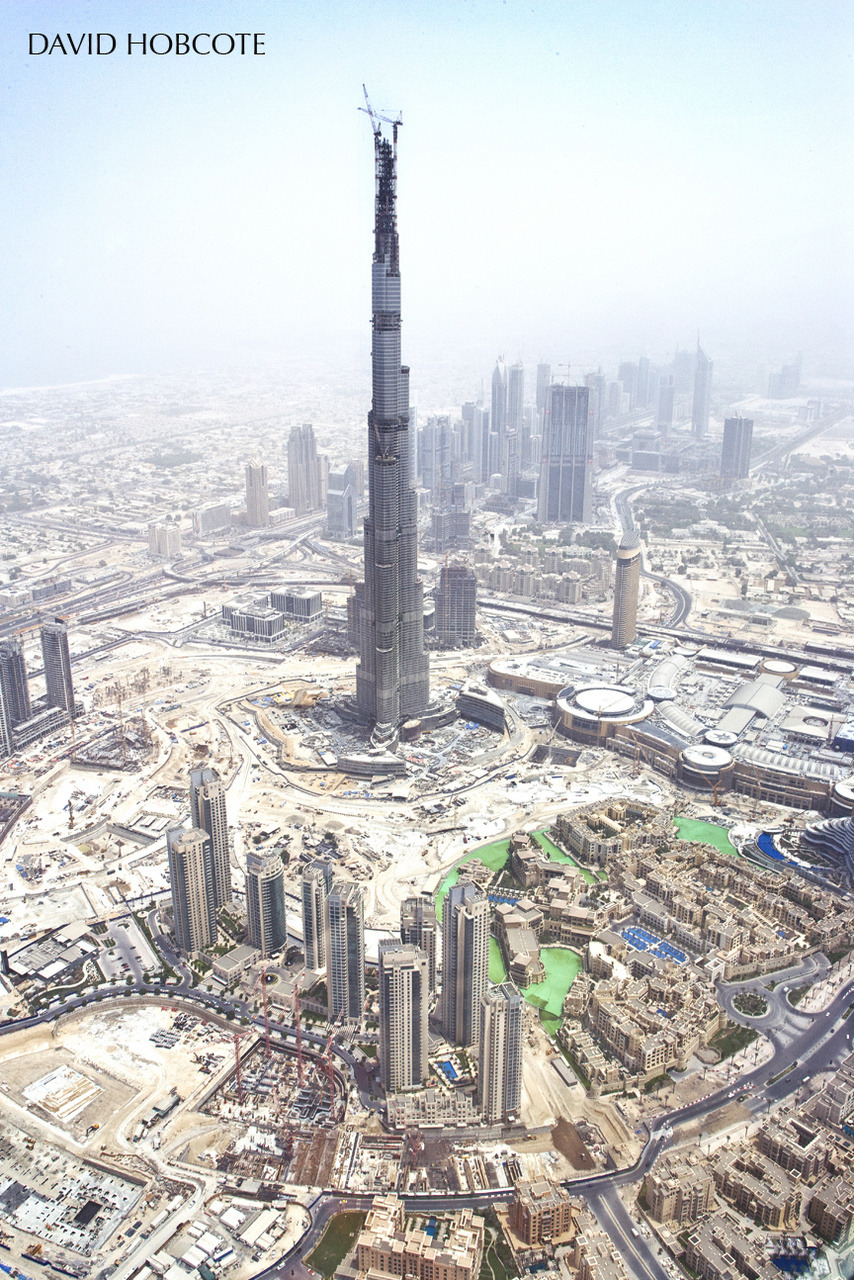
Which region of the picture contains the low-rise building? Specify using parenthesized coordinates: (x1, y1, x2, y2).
(352, 1195, 484, 1280)
(509, 1179, 575, 1246)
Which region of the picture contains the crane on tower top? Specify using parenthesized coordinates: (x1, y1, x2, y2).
(360, 85, 402, 144)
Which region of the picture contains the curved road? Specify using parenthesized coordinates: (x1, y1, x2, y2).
(614, 484, 692, 627)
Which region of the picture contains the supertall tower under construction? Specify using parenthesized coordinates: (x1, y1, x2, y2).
(354, 107, 429, 743)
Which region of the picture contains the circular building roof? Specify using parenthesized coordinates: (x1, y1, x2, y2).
(704, 730, 739, 747)
(682, 745, 733, 771)
(648, 685, 677, 702)
(763, 659, 797, 674)
(575, 687, 636, 717)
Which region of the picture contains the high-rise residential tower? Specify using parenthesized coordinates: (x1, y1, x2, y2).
(246, 849, 288, 957)
(507, 360, 524, 486)
(441, 882, 489, 1047)
(537, 385, 592, 525)
(354, 114, 429, 742)
(326, 880, 366, 1021)
(167, 827, 217, 955)
(189, 767, 231, 907)
(433, 563, 477, 648)
(691, 342, 713, 438)
(287, 424, 325, 515)
(245, 459, 270, 528)
(611, 531, 642, 648)
(720, 417, 754, 480)
(378, 941, 429, 1094)
(535, 363, 551, 429)
(40, 619, 76, 718)
(0, 640, 30, 728)
(478, 983, 523, 1124)
(301, 860, 333, 971)
(400, 893, 437, 992)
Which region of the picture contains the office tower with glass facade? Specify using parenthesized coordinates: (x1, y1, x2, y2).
(40, 619, 76, 718)
(691, 343, 713, 438)
(537, 385, 592, 524)
(245, 459, 270, 528)
(720, 417, 754, 480)
(0, 640, 30, 728)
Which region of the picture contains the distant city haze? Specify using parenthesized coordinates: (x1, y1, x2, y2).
(2, 0, 851, 387)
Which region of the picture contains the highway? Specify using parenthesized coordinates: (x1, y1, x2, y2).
(614, 483, 692, 627)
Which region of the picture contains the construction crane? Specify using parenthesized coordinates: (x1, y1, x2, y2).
(360, 84, 402, 142)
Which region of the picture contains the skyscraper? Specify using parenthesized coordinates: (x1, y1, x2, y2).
(0, 640, 30, 727)
(691, 343, 713, 438)
(535, 363, 551, 429)
(167, 827, 217, 955)
(478, 983, 523, 1124)
(287, 424, 325, 515)
(245, 459, 270, 528)
(246, 849, 288, 957)
(635, 356, 651, 409)
(400, 893, 437, 993)
(491, 357, 507, 449)
(611, 531, 642, 648)
(354, 114, 429, 742)
(40, 619, 76, 718)
(189, 767, 231, 907)
(720, 417, 754, 481)
(433, 563, 477, 648)
(326, 880, 365, 1021)
(378, 941, 429, 1093)
(537, 385, 592, 525)
(301, 860, 333, 971)
(441, 882, 489, 1047)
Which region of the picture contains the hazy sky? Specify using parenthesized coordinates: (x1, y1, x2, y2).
(2, 0, 852, 386)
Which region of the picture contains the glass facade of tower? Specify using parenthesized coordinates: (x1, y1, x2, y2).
(355, 121, 429, 743)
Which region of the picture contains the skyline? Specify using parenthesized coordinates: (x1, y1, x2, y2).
(2, 0, 852, 387)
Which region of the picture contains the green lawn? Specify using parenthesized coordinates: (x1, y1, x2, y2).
(709, 1023, 758, 1060)
(304, 1212, 367, 1278)
(531, 831, 598, 884)
(435, 839, 511, 917)
(436, 827, 600, 915)
(522, 947, 582, 1035)
(489, 936, 507, 984)
(674, 817, 738, 856)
